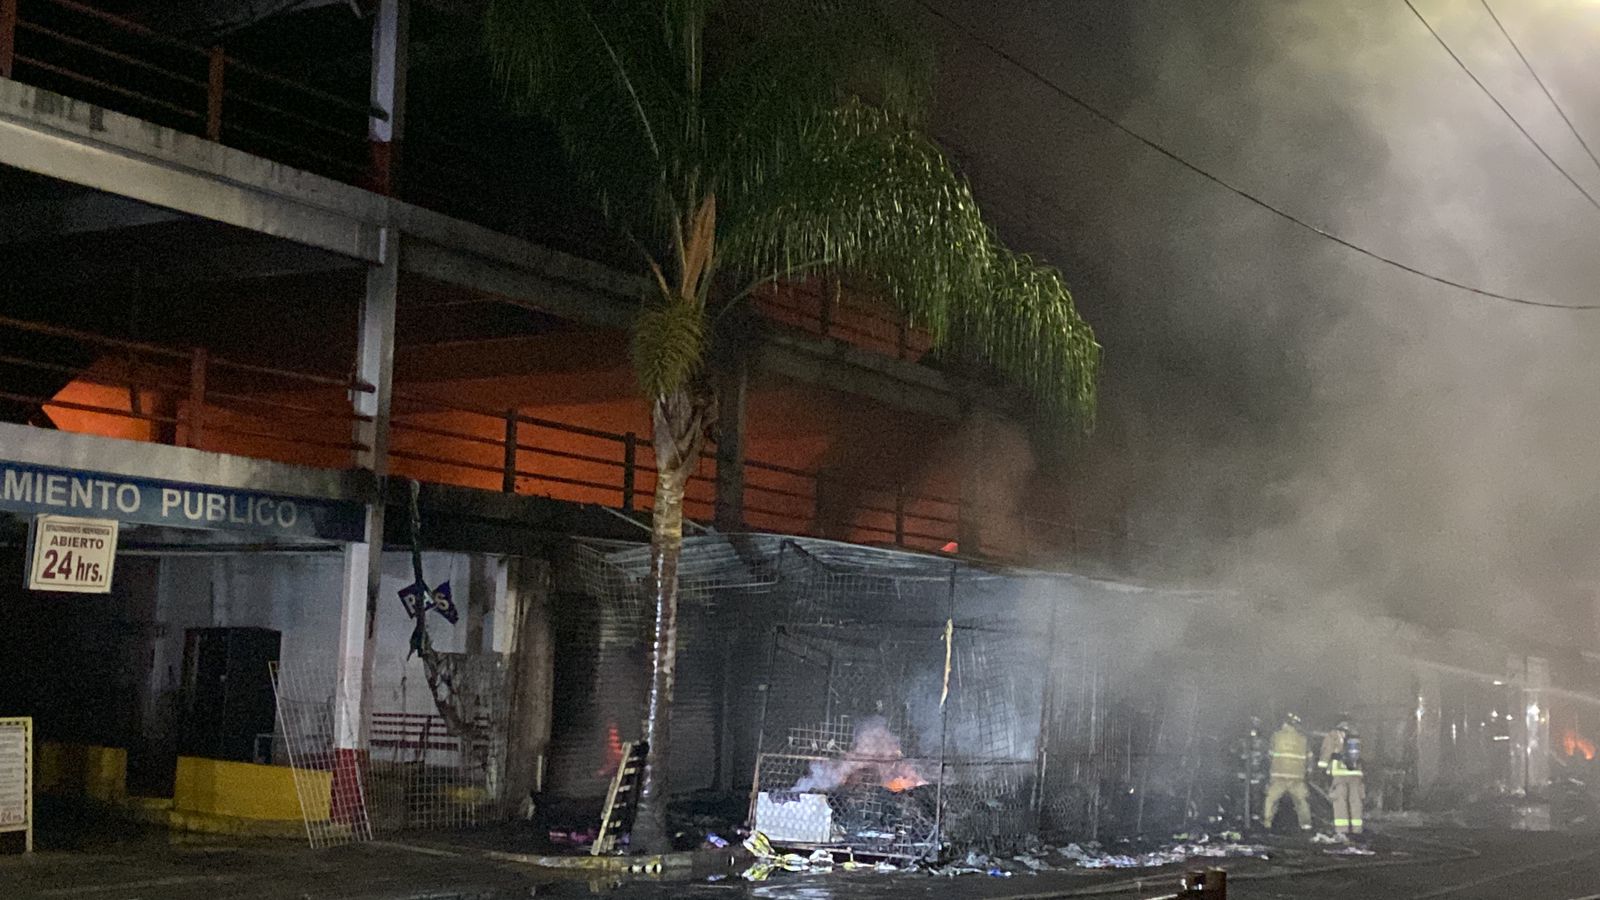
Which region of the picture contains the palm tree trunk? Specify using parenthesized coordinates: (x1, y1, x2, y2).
(633, 386, 709, 853)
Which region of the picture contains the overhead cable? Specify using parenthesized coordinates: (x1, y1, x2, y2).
(918, 1, 1600, 311)
(1480, 0, 1600, 179)
(1403, 0, 1600, 214)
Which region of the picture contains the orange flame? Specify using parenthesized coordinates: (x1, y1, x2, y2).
(881, 761, 928, 793)
(1563, 729, 1596, 761)
(597, 723, 624, 777)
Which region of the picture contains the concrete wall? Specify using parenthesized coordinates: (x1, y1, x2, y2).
(144, 549, 507, 750)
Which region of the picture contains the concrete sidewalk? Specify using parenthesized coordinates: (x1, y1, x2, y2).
(2, 837, 551, 900)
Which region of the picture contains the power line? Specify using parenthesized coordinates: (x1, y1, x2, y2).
(1480, 0, 1600, 179)
(917, 0, 1600, 311)
(1402, 0, 1600, 214)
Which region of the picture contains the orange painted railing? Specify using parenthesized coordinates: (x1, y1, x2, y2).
(0, 312, 373, 467)
(754, 280, 936, 362)
(0, 312, 1131, 559)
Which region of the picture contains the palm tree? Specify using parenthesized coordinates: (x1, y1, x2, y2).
(487, 0, 1098, 852)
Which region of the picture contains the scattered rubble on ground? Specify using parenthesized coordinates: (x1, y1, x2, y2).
(1322, 844, 1377, 856)
(739, 833, 901, 881)
(1051, 835, 1271, 871)
(736, 829, 1274, 881)
(926, 834, 1271, 876)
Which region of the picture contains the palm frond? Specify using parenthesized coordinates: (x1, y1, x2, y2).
(486, 0, 684, 231)
(720, 101, 1098, 426)
(488, 0, 1098, 426)
(701, 0, 932, 203)
(949, 246, 1101, 427)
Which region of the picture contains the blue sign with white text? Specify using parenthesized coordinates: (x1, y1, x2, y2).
(0, 460, 365, 541)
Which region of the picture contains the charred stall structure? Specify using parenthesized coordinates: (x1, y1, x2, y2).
(548, 535, 1598, 857)
(750, 550, 1047, 860)
(553, 536, 1263, 858)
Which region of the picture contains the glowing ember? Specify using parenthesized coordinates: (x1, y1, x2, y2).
(1563, 729, 1596, 760)
(883, 775, 922, 792)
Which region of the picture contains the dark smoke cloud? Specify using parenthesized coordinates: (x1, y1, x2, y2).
(931, 0, 1600, 642)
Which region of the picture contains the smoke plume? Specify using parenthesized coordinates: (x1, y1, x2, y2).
(792, 716, 928, 793)
(933, 0, 1600, 644)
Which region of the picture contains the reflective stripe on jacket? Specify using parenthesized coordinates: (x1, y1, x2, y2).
(1268, 724, 1309, 779)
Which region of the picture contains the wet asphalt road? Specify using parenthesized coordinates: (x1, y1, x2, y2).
(6, 828, 1600, 899)
(1227, 830, 1600, 900)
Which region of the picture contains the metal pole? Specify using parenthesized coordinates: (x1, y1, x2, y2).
(819, 279, 834, 338)
(747, 627, 782, 828)
(501, 410, 518, 493)
(812, 473, 827, 538)
(1032, 598, 1060, 830)
(206, 47, 225, 141)
(367, 0, 409, 195)
(894, 485, 907, 547)
(1089, 651, 1101, 842)
(622, 432, 637, 511)
(0, 0, 17, 80)
(185, 347, 208, 449)
(931, 563, 957, 860)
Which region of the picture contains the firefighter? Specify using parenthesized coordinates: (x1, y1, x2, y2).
(1262, 712, 1313, 833)
(1233, 716, 1269, 829)
(1318, 716, 1364, 837)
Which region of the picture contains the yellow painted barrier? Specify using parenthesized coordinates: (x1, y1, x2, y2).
(174, 757, 329, 822)
(35, 743, 126, 804)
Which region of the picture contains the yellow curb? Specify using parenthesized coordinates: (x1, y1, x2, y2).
(163, 809, 307, 839)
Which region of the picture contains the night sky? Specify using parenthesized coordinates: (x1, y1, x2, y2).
(928, 1, 1600, 640)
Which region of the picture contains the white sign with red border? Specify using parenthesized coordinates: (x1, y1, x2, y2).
(28, 515, 119, 593)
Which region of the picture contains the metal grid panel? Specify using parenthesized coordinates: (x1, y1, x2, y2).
(269, 663, 373, 848)
(751, 547, 1051, 857)
(550, 540, 779, 798)
(365, 652, 510, 832)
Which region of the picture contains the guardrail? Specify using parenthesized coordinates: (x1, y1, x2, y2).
(0, 4, 1131, 560)
(0, 312, 374, 465)
(384, 387, 1131, 557)
(3, 0, 374, 181)
(753, 280, 935, 362)
(0, 2, 955, 374)
(0, 313, 1129, 558)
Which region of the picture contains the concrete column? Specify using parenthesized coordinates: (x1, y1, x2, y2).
(329, 230, 399, 818)
(503, 556, 554, 814)
(352, 227, 399, 718)
(466, 554, 497, 654)
(367, 0, 410, 194)
(354, 228, 400, 472)
(333, 541, 372, 751)
(713, 360, 748, 532)
(489, 558, 514, 655)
